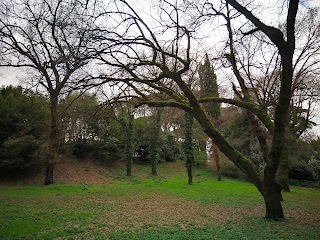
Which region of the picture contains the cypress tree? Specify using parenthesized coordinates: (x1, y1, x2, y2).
(199, 53, 221, 180)
(150, 108, 162, 176)
(183, 112, 194, 185)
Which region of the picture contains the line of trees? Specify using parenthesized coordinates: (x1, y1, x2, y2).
(1, 0, 320, 220)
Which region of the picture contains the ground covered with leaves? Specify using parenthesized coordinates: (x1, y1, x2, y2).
(1, 161, 320, 239)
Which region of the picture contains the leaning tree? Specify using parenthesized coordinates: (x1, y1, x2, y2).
(0, 0, 104, 184)
(92, 0, 309, 219)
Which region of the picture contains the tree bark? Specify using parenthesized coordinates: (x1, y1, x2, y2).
(44, 162, 55, 185)
(125, 114, 134, 177)
(213, 144, 221, 181)
(263, 182, 284, 219)
(186, 162, 193, 185)
(150, 108, 162, 176)
(184, 112, 194, 185)
(44, 93, 60, 185)
(277, 142, 290, 192)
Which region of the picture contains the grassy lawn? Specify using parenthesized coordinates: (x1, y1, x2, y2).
(0, 162, 319, 239)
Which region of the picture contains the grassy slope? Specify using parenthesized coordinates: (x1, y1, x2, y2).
(0, 161, 319, 239)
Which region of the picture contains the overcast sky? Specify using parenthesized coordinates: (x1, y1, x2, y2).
(0, 0, 319, 135)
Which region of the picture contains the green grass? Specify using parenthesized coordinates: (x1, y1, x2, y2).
(107, 221, 320, 240)
(0, 163, 319, 239)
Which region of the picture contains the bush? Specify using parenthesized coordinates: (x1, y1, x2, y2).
(220, 159, 246, 179)
(194, 150, 206, 165)
(72, 140, 95, 158)
(0, 135, 42, 175)
(214, 157, 246, 179)
(93, 140, 123, 165)
(161, 134, 180, 162)
(308, 157, 320, 181)
(289, 161, 315, 181)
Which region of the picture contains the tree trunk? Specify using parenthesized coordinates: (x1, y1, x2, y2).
(184, 112, 194, 185)
(277, 142, 290, 192)
(44, 162, 54, 185)
(44, 93, 60, 185)
(213, 144, 221, 181)
(263, 186, 284, 219)
(150, 108, 162, 176)
(126, 114, 134, 177)
(186, 162, 192, 185)
(209, 117, 222, 181)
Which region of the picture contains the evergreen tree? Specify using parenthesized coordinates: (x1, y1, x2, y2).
(183, 112, 194, 185)
(199, 54, 221, 120)
(150, 108, 162, 176)
(199, 54, 221, 180)
(0, 86, 48, 174)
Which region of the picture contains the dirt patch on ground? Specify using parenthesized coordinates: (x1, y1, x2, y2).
(0, 157, 111, 186)
(53, 158, 109, 184)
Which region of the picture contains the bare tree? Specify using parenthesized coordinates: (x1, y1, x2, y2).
(0, 0, 103, 184)
(86, 0, 311, 219)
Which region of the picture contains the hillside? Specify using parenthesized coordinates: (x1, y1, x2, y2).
(0, 157, 192, 186)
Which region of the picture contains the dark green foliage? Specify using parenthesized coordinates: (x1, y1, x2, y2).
(150, 109, 163, 175)
(119, 113, 134, 176)
(289, 161, 315, 181)
(287, 139, 316, 181)
(221, 160, 246, 179)
(183, 112, 194, 184)
(223, 110, 263, 170)
(198, 53, 220, 120)
(72, 140, 95, 158)
(0, 86, 48, 174)
(132, 117, 153, 162)
(61, 93, 125, 164)
(93, 140, 123, 164)
(161, 134, 180, 162)
(60, 93, 103, 142)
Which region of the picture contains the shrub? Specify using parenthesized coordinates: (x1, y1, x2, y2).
(214, 156, 246, 179)
(308, 157, 320, 181)
(194, 150, 206, 165)
(0, 135, 42, 175)
(161, 134, 180, 162)
(93, 140, 123, 165)
(289, 161, 315, 181)
(72, 140, 95, 158)
(220, 159, 246, 179)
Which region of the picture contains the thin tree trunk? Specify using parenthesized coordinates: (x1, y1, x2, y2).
(213, 144, 221, 181)
(184, 112, 194, 185)
(210, 116, 221, 181)
(44, 162, 54, 185)
(126, 114, 134, 176)
(150, 109, 162, 176)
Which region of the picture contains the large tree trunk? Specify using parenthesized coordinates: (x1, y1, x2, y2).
(263, 179, 284, 219)
(44, 93, 60, 185)
(277, 142, 290, 192)
(263, 189, 284, 219)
